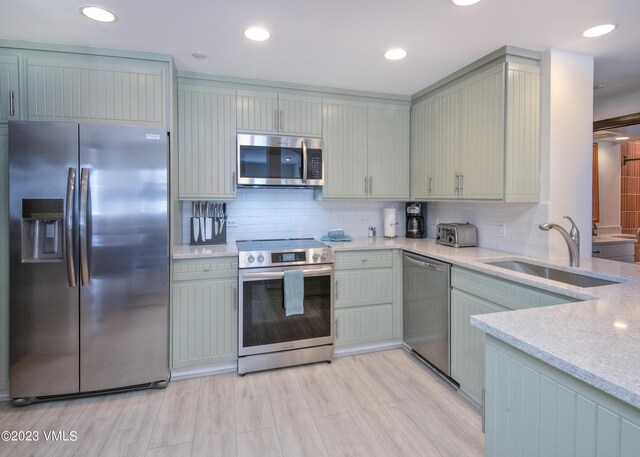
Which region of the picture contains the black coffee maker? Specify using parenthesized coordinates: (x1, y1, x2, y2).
(405, 202, 426, 238)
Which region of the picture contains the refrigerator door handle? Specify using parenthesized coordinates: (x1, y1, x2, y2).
(79, 167, 90, 285)
(66, 167, 77, 288)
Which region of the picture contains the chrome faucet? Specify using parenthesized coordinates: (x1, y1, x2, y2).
(539, 216, 580, 267)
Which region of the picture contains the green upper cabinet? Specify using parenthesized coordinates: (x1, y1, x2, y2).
(323, 98, 410, 200)
(0, 54, 19, 124)
(177, 80, 237, 200)
(322, 98, 368, 198)
(367, 102, 410, 200)
(25, 54, 168, 127)
(411, 51, 541, 202)
(236, 89, 322, 137)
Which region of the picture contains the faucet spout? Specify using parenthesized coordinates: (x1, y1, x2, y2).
(539, 217, 580, 267)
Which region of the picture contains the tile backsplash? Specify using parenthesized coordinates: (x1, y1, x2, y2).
(427, 201, 550, 258)
(180, 188, 406, 244)
(181, 190, 549, 258)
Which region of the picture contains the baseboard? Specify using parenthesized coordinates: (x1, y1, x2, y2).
(170, 361, 238, 380)
(334, 339, 403, 357)
(0, 390, 9, 402)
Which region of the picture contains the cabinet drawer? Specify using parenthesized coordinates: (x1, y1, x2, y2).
(451, 266, 575, 310)
(173, 257, 238, 282)
(335, 304, 393, 347)
(335, 268, 392, 308)
(335, 250, 393, 270)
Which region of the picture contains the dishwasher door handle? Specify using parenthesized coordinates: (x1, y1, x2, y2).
(404, 255, 447, 272)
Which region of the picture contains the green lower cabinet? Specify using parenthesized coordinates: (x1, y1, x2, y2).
(485, 336, 640, 457)
(335, 304, 394, 347)
(333, 249, 401, 348)
(171, 257, 238, 369)
(451, 288, 507, 403)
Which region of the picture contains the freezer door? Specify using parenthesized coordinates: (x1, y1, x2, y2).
(79, 123, 169, 392)
(9, 121, 80, 399)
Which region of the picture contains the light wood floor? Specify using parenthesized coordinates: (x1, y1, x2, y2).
(0, 349, 483, 457)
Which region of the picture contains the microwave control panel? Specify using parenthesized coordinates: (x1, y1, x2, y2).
(307, 150, 323, 179)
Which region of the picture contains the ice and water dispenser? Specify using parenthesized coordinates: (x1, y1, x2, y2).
(21, 199, 65, 262)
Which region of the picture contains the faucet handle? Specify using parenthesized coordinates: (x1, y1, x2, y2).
(563, 216, 580, 240)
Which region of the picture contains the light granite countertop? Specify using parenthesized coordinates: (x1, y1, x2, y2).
(592, 234, 637, 246)
(174, 237, 640, 409)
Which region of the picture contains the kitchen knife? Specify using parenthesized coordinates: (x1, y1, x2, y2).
(192, 201, 200, 243)
(199, 201, 206, 242)
(205, 202, 212, 240)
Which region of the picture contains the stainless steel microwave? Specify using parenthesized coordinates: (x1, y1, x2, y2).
(237, 134, 324, 187)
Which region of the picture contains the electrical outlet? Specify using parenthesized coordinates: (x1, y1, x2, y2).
(498, 222, 506, 238)
(227, 219, 238, 228)
(360, 216, 369, 224)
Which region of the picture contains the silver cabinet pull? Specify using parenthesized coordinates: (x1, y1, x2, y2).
(460, 173, 464, 194)
(79, 167, 91, 285)
(232, 171, 236, 193)
(454, 173, 460, 194)
(482, 387, 486, 433)
(279, 109, 283, 131)
(428, 176, 432, 194)
(335, 279, 338, 299)
(233, 285, 237, 311)
(273, 110, 278, 131)
(9, 90, 15, 117)
(335, 318, 338, 339)
(364, 176, 368, 194)
(369, 176, 373, 195)
(66, 167, 77, 288)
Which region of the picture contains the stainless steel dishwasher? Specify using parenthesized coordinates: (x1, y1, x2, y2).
(403, 252, 452, 377)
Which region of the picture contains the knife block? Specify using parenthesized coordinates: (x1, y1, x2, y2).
(189, 217, 227, 245)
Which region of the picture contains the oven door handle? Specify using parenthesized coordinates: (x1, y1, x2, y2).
(242, 267, 333, 280)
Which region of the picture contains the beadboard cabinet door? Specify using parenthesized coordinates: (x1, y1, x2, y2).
(335, 304, 394, 347)
(0, 54, 19, 124)
(411, 90, 460, 199)
(25, 54, 167, 127)
(458, 65, 505, 200)
(178, 82, 237, 199)
(171, 257, 239, 369)
(367, 103, 410, 200)
(172, 279, 237, 369)
(322, 98, 368, 198)
(236, 89, 322, 137)
(451, 288, 507, 404)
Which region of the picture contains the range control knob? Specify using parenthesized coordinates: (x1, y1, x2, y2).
(247, 255, 255, 263)
(257, 254, 265, 263)
(321, 252, 328, 259)
(312, 252, 320, 260)
(448, 236, 455, 243)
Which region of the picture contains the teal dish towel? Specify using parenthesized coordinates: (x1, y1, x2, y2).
(284, 269, 304, 317)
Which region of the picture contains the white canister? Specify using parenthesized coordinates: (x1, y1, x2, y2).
(383, 207, 398, 238)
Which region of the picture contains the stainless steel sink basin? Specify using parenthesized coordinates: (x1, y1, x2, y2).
(485, 261, 621, 288)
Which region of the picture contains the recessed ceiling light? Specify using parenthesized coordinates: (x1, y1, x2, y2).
(81, 6, 117, 23)
(615, 136, 630, 141)
(583, 24, 616, 38)
(191, 51, 207, 59)
(451, 0, 482, 6)
(244, 27, 271, 42)
(384, 48, 408, 61)
(614, 320, 628, 330)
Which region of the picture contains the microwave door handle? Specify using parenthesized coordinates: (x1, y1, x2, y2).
(302, 140, 308, 183)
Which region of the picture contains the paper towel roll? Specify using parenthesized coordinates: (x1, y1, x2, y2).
(383, 207, 397, 238)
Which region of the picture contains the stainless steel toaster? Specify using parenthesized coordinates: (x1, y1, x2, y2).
(436, 223, 478, 248)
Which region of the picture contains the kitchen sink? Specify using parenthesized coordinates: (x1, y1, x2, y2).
(484, 260, 621, 288)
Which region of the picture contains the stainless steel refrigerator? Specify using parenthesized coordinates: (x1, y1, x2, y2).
(9, 121, 169, 405)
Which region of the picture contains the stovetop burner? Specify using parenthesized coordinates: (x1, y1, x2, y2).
(236, 238, 334, 269)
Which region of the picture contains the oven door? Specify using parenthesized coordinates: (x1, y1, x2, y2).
(238, 264, 334, 356)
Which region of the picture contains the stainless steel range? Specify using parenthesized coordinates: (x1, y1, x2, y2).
(236, 238, 335, 375)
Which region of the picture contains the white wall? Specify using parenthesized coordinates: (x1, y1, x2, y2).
(542, 49, 594, 260)
(594, 89, 640, 121)
(596, 141, 621, 227)
(181, 189, 406, 244)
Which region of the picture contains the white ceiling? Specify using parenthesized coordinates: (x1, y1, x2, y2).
(2, 0, 640, 100)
